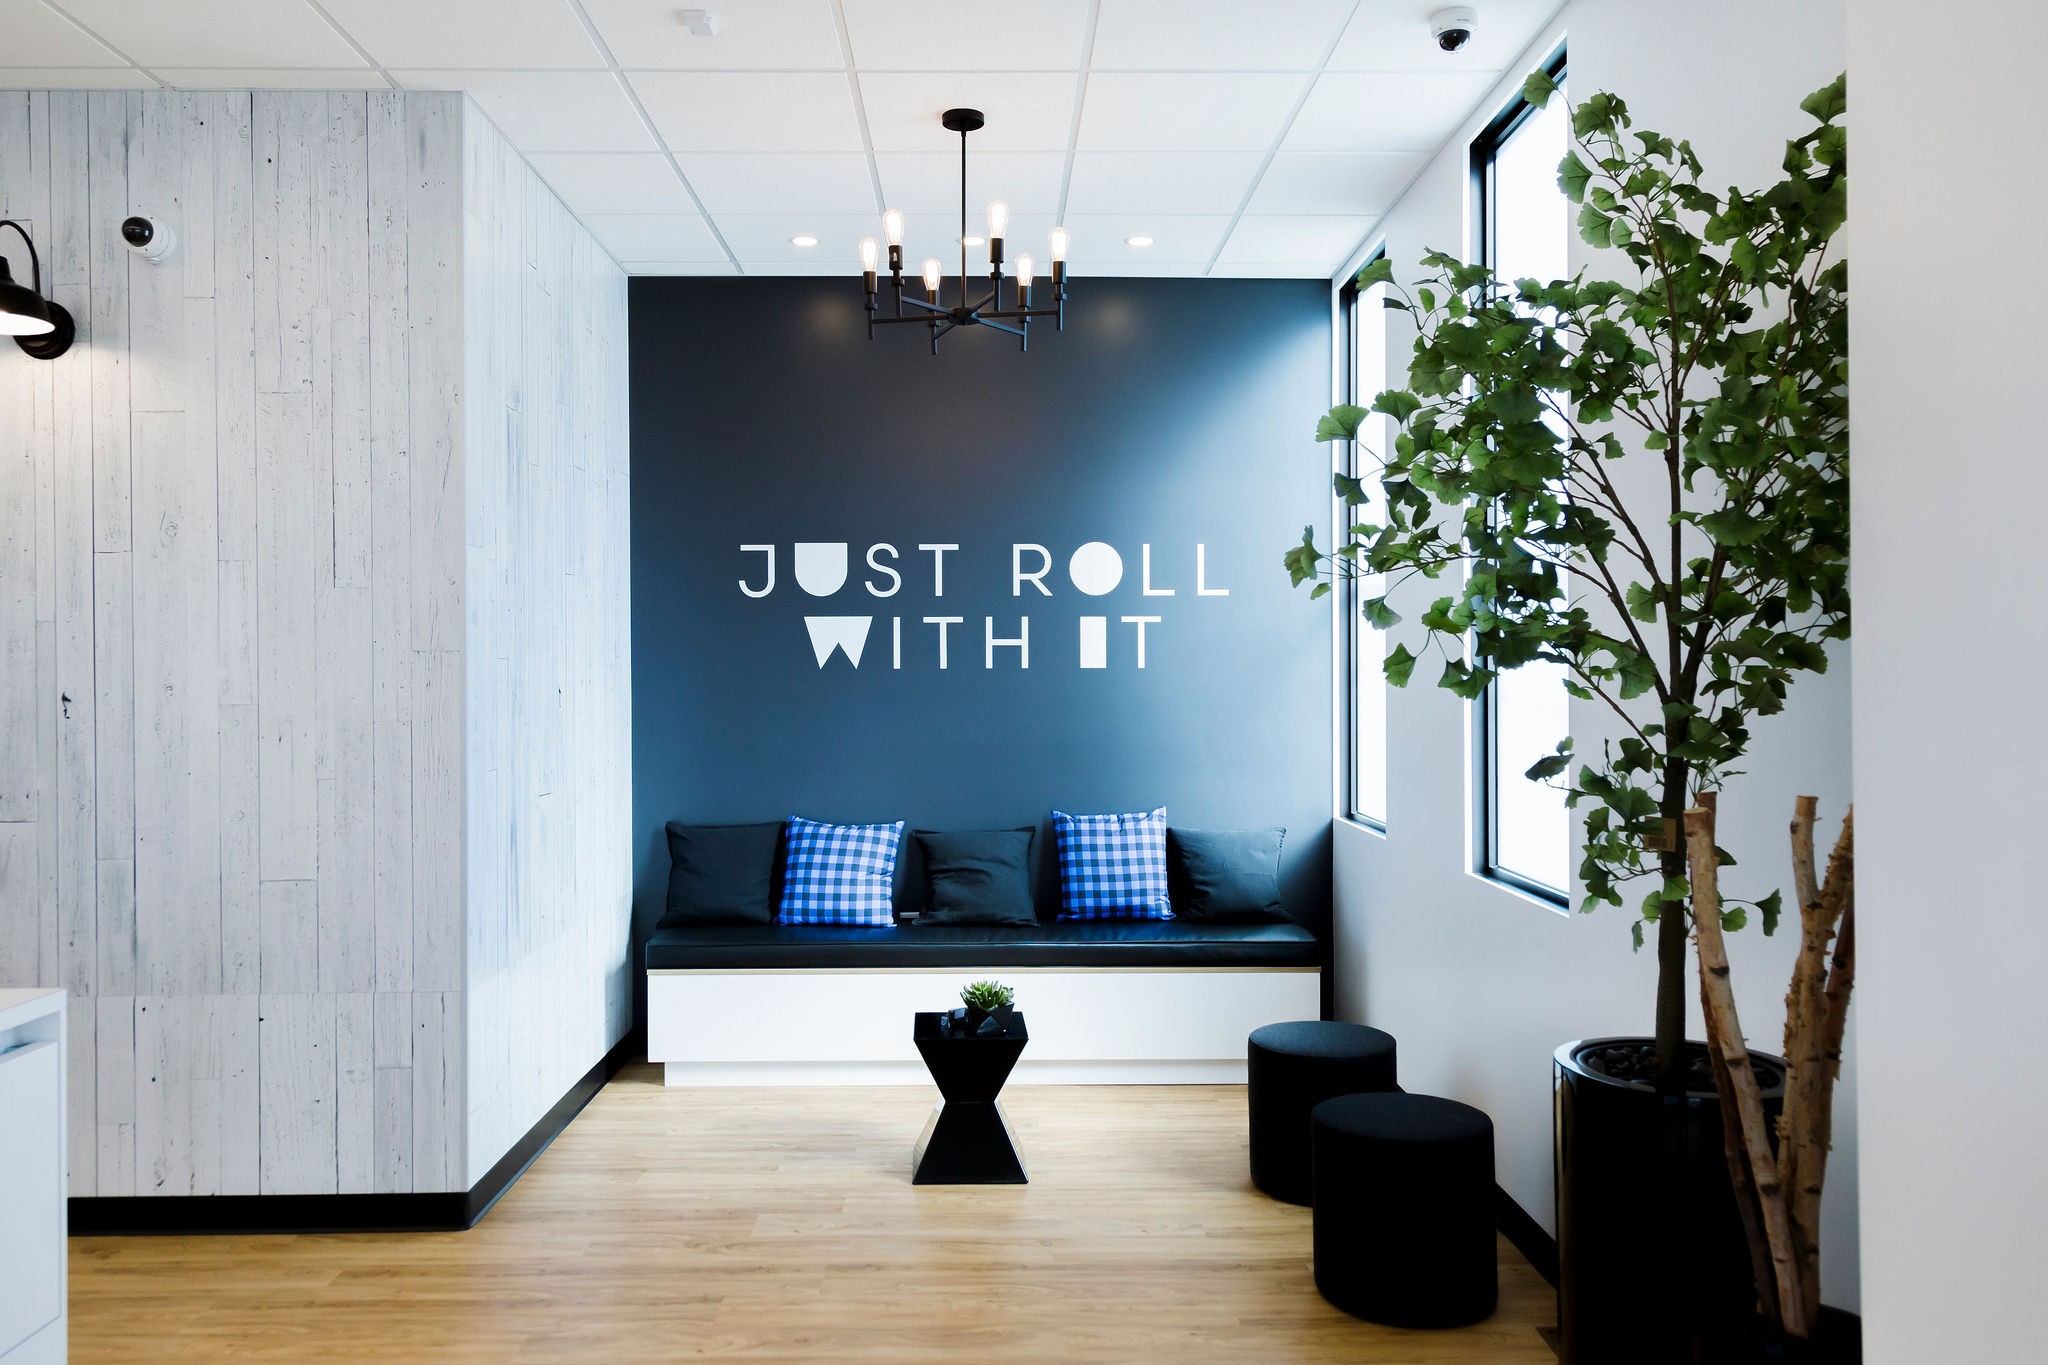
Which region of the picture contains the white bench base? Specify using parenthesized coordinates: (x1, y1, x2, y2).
(648, 966, 1321, 1087)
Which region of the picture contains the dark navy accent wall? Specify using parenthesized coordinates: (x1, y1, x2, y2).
(629, 276, 1334, 971)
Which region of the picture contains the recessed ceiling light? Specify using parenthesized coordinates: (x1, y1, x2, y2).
(790, 234, 819, 247)
(960, 234, 986, 247)
(1125, 235, 1154, 248)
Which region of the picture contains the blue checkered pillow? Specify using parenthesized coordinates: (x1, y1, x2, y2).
(1053, 807, 1173, 921)
(778, 816, 904, 926)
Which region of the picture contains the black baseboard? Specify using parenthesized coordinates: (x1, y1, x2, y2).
(1495, 1183, 1559, 1286)
(70, 1029, 642, 1236)
(1493, 1186, 1863, 1362)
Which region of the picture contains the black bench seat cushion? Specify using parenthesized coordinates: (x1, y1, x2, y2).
(644, 919, 1323, 971)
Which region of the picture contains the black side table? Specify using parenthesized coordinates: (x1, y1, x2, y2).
(911, 1011, 1028, 1185)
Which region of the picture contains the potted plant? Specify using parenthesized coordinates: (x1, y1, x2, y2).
(958, 981, 1015, 1035)
(1287, 73, 1848, 1363)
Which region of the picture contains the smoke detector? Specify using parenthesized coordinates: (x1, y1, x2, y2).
(679, 9, 718, 37)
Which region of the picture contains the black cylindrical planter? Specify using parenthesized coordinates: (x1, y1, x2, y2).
(1554, 1037, 1787, 1365)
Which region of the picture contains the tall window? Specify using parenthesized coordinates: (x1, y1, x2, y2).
(1473, 52, 1571, 899)
(1343, 256, 1390, 828)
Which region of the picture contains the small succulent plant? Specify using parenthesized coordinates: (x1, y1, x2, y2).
(960, 981, 1014, 1011)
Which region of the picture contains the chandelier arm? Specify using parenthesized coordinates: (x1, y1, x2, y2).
(977, 317, 1027, 339)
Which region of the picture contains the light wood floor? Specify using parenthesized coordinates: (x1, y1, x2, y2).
(71, 1065, 1558, 1362)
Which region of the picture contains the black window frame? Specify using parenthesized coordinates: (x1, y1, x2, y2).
(1470, 42, 1570, 906)
(1338, 247, 1389, 832)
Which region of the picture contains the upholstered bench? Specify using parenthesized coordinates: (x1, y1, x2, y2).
(645, 919, 1322, 1085)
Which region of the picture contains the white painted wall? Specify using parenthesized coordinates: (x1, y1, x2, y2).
(460, 113, 633, 1185)
(1848, 3, 2048, 1360)
(0, 90, 631, 1198)
(1330, 0, 1859, 1309)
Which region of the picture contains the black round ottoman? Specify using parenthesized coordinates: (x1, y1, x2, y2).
(1310, 1092, 1497, 1328)
(1247, 1020, 1397, 1204)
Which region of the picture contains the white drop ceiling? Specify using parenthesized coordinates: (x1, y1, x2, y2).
(0, 0, 1562, 278)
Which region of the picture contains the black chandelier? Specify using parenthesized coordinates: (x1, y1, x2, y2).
(859, 108, 1068, 353)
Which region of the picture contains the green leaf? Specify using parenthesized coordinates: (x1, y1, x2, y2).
(1362, 596, 1402, 629)
(1625, 582, 1660, 624)
(1558, 150, 1592, 201)
(1524, 753, 1571, 781)
(1310, 582, 1331, 600)
(1631, 920, 1645, 952)
(1384, 642, 1417, 687)
(1720, 906, 1748, 933)
(1758, 889, 1782, 936)
(1576, 200, 1613, 249)
(1522, 68, 1560, 108)
(1800, 74, 1847, 124)
(1315, 404, 1369, 443)
(1355, 255, 1395, 290)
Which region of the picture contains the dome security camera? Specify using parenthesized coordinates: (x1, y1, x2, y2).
(120, 215, 176, 263)
(1430, 6, 1479, 53)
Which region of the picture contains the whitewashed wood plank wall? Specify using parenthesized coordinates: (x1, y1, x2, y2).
(0, 90, 631, 1197)
(458, 113, 632, 1184)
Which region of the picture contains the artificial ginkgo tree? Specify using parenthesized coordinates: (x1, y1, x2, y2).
(1287, 71, 1848, 1091)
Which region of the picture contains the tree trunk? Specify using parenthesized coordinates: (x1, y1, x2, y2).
(1687, 800, 1810, 1340)
(1653, 765, 1691, 1089)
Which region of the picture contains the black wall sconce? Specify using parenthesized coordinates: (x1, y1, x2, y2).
(0, 219, 75, 360)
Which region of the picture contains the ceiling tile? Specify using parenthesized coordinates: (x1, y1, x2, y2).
(1245, 151, 1426, 215)
(1216, 214, 1372, 267)
(55, 0, 366, 68)
(315, 0, 604, 69)
(583, 0, 843, 70)
(158, 68, 389, 89)
(873, 150, 1064, 216)
(393, 71, 652, 152)
(733, 259, 851, 277)
(1064, 151, 1263, 215)
(1090, 0, 1354, 71)
(622, 261, 737, 276)
(1283, 70, 1498, 152)
(841, 0, 1091, 71)
(632, 71, 861, 153)
(1327, 0, 1560, 73)
(1076, 260, 1215, 278)
(0, 67, 154, 89)
(525, 152, 698, 214)
(675, 152, 876, 214)
(577, 213, 726, 264)
(1, 0, 123, 65)
(1208, 260, 1335, 278)
(1059, 213, 1231, 265)
(711, 213, 886, 264)
(859, 72, 1076, 153)
(889, 210, 1056, 266)
(1076, 72, 1303, 151)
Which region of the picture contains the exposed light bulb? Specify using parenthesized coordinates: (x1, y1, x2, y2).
(859, 236, 879, 272)
(1049, 226, 1070, 263)
(883, 209, 905, 247)
(921, 257, 943, 296)
(1016, 253, 1034, 288)
(986, 200, 1009, 239)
